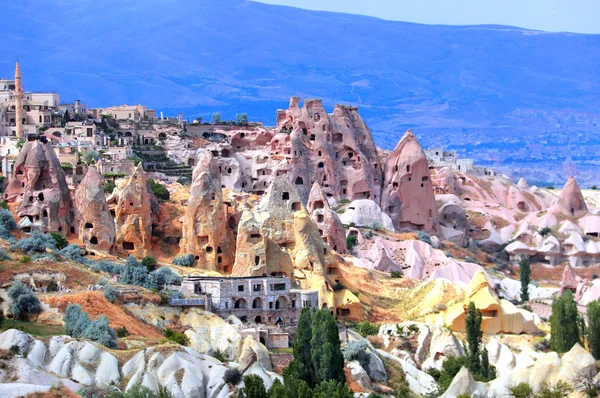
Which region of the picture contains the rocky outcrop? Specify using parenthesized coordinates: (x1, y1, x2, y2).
(4, 139, 72, 233)
(107, 165, 157, 257)
(179, 150, 235, 272)
(338, 199, 394, 231)
(557, 177, 588, 217)
(381, 130, 438, 234)
(231, 176, 363, 320)
(307, 182, 347, 253)
(438, 203, 470, 247)
(73, 166, 116, 253)
(276, 97, 383, 203)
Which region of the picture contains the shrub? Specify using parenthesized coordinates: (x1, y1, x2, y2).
(418, 231, 432, 244)
(363, 230, 374, 239)
(0, 208, 17, 238)
(82, 150, 100, 165)
(78, 385, 122, 398)
(164, 328, 188, 345)
(538, 227, 552, 237)
(103, 284, 118, 303)
(141, 255, 157, 272)
(116, 326, 129, 338)
(120, 264, 149, 287)
(407, 324, 420, 334)
(13, 231, 55, 253)
(343, 339, 369, 362)
(213, 348, 227, 362)
(356, 321, 380, 337)
(60, 244, 85, 263)
(223, 368, 242, 385)
(0, 201, 9, 210)
(103, 180, 116, 194)
(9, 344, 19, 355)
(390, 270, 402, 278)
(149, 178, 170, 201)
(47, 278, 58, 292)
(346, 235, 358, 251)
(0, 248, 11, 262)
(172, 254, 195, 267)
(509, 382, 534, 398)
(547, 185, 555, 190)
(8, 281, 42, 320)
(238, 375, 267, 398)
(64, 304, 117, 348)
(50, 232, 68, 250)
(536, 381, 572, 398)
(90, 260, 123, 275)
(19, 255, 31, 263)
(147, 267, 182, 291)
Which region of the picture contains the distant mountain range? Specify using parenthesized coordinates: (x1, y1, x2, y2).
(3, 0, 600, 184)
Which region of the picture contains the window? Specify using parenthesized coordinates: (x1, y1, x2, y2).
(282, 192, 290, 200)
(271, 283, 286, 291)
(238, 285, 244, 292)
(253, 284, 262, 292)
(291, 300, 296, 308)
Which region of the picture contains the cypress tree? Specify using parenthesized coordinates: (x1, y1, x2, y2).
(238, 375, 268, 398)
(465, 302, 483, 374)
(310, 309, 345, 385)
(587, 300, 600, 359)
(293, 308, 315, 387)
(550, 290, 581, 353)
(519, 258, 531, 302)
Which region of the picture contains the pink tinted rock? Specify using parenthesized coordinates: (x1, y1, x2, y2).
(381, 130, 439, 233)
(557, 177, 588, 217)
(307, 182, 347, 254)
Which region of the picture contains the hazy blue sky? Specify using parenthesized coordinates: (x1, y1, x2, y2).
(255, 0, 600, 34)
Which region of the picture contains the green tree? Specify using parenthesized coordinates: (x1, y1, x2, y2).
(587, 300, 600, 359)
(141, 255, 158, 272)
(82, 150, 100, 165)
(312, 380, 353, 398)
(310, 309, 345, 385)
(8, 281, 42, 320)
(212, 112, 222, 124)
(550, 290, 581, 353)
(519, 258, 531, 302)
(465, 301, 483, 374)
(293, 308, 315, 386)
(236, 113, 249, 126)
(346, 235, 358, 251)
(50, 232, 68, 250)
(509, 382, 533, 398)
(148, 178, 170, 201)
(238, 375, 268, 398)
(16, 138, 25, 150)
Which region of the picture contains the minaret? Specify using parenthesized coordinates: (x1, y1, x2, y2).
(14, 61, 23, 139)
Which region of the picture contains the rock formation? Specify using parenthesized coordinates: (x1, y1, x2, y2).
(381, 130, 438, 234)
(4, 138, 72, 233)
(438, 203, 470, 247)
(107, 164, 157, 257)
(179, 149, 235, 272)
(557, 177, 588, 217)
(231, 176, 363, 319)
(275, 97, 383, 203)
(307, 182, 346, 254)
(73, 166, 116, 253)
(338, 199, 394, 231)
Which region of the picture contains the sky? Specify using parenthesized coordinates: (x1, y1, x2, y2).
(254, 0, 600, 34)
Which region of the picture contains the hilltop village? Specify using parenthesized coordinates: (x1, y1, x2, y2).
(0, 63, 600, 398)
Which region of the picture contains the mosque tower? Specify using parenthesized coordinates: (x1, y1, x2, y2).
(14, 61, 23, 139)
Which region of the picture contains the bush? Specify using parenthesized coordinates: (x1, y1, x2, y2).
(64, 304, 117, 348)
(536, 381, 572, 398)
(363, 230, 374, 239)
(0, 208, 17, 238)
(172, 254, 195, 267)
(213, 348, 227, 362)
(391, 270, 402, 278)
(120, 263, 149, 287)
(8, 281, 42, 320)
(90, 260, 123, 275)
(346, 235, 358, 251)
(343, 339, 369, 362)
(60, 244, 85, 262)
(147, 267, 182, 290)
(116, 326, 129, 338)
(356, 321, 380, 337)
(538, 227, 552, 237)
(509, 382, 533, 398)
(103, 284, 118, 303)
(141, 255, 157, 272)
(0, 201, 9, 210)
(13, 231, 55, 253)
(82, 150, 100, 165)
(237, 375, 267, 398)
(19, 255, 31, 263)
(418, 231, 432, 244)
(223, 368, 242, 385)
(103, 180, 116, 194)
(47, 278, 58, 292)
(149, 178, 170, 201)
(50, 232, 68, 250)
(78, 385, 122, 398)
(164, 328, 188, 345)
(0, 248, 12, 262)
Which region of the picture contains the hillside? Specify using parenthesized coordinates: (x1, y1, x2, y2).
(2, 0, 600, 183)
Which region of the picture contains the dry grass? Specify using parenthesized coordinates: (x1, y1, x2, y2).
(0, 260, 101, 288)
(491, 215, 510, 229)
(465, 210, 487, 228)
(25, 387, 78, 398)
(43, 291, 162, 339)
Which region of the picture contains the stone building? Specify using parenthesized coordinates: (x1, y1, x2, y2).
(425, 147, 495, 176)
(177, 275, 318, 325)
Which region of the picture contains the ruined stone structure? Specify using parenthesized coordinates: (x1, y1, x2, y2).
(179, 149, 235, 272)
(276, 97, 383, 203)
(73, 166, 116, 253)
(307, 182, 346, 254)
(107, 164, 157, 256)
(178, 275, 318, 325)
(381, 130, 439, 234)
(4, 137, 72, 233)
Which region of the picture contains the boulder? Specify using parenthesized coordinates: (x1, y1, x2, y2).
(347, 360, 371, 389)
(381, 130, 439, 234)
(339, 199, 394, 231)
(73, 166, 116, 253)
(179, 149, 235, 272)
(440, 367, 487, 398)
(4, 139, 72, 233)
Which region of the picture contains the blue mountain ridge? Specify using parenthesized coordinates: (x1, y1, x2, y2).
(2, 0, 600, 183)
